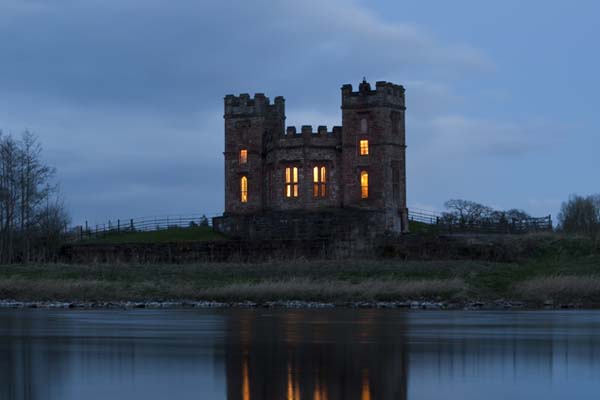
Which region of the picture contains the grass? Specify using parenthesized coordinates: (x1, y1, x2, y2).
(0, 254, 598, 304)
(2, 233, 600, 305)
(84, 226, 226, 244)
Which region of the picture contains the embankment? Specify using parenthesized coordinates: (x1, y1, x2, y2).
(1, 233, 600, 308)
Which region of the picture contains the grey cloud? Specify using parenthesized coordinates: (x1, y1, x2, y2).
(0, 0, 494, 224)
(0, 0, 491, 110)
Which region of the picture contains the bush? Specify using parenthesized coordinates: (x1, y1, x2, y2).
(558, 194, 600, 236)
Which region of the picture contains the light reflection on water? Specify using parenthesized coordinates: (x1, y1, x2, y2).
(1, 309, 600, 399)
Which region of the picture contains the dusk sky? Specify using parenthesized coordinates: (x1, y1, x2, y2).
(1, 0, 598, 226)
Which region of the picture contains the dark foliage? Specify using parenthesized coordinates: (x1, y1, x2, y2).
(558, 194, 600, 236)
(0, 131, 70, 263)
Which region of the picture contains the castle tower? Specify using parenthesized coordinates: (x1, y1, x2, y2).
(223, 93, 285, 214)
(340, 79, 409, 232)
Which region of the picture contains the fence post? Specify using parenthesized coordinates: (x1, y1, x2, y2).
(130, 219, 134, 231)
(80, 226, 83, 241)
(117, 219, 120, 232)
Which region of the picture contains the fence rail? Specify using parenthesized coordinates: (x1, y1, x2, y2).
(408, 209, 553, 234)
(68, 208, 553, 241)
(68, 214, 220, 241)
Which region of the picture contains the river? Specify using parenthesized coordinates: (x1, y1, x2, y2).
(1, 309, 599, 399)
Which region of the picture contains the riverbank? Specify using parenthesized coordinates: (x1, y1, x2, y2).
(0, 298, 592, 310)
(2, 233, 600, 308)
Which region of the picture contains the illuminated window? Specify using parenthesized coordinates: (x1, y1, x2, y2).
(360, 171, 369, 199)
(313, 166, 327, 198)
(240, 176, 248, 203)
(285, 167, 299, 198)
(239, 149, 248, 164)
(359, 140, 369, 156)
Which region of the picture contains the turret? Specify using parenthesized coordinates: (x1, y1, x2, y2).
(340, 79, 408, 232)
(223, 93, 285, 214)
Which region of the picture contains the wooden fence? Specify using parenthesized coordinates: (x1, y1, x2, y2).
(68, 208, 553, 241)
(408, 209, 553, 234)
(69, 214, 220, 241)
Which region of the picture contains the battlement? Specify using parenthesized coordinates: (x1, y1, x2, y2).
(284, 125, 342, 137)
(341, 79, 405, 109)
(224, 93, 285, 117)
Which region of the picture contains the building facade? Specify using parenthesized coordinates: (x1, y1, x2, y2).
(213, 79, 409, 239)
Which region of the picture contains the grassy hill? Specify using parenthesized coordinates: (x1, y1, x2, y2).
(84, 226, 226, 244)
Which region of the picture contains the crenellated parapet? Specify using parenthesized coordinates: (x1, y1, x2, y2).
(341, 80, 405, 110)
(283, 125, 343, 138)
(224, 93, 285, 118)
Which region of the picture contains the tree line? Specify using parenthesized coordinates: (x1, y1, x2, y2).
(557, 194, 600, 237)
(440, 199, 533, 226)
(0, 131, 69, 263)
(441, 196, 600, 237)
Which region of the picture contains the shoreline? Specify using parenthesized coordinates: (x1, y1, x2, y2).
(0, 299, 593, 311)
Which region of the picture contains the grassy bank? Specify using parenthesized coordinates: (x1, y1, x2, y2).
(83, 226, 225, 244)
(2, 236, 600, 305)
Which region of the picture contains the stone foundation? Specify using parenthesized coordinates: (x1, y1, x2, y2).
(212, 208, 403, 241)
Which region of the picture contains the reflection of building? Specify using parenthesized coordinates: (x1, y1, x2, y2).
(224, 310, 408, 400)
(213, 79, 409, 240)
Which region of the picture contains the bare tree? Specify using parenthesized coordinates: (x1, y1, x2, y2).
(442, 199, 493, 225)
(0, 131, 69, 263)
(558, 194, 600, 236)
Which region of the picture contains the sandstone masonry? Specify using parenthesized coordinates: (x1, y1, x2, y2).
(213, 79, 409, 239)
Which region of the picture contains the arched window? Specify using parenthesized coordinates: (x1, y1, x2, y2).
(285, 166, 299, 198)
(313, 166, 327, 198)
(360, 171, 369, 199)
(239, 149, 248, 164)
(240, 176, 248, 203)
(360, 118, 368, 133)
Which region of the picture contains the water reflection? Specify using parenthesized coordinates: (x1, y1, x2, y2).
(224, 310, 407, 400)
(1, 309, 600, 400)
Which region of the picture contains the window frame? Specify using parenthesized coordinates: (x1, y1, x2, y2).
(359, 139, 369, 156)
(284, 166, 299, 199)
(360, 170, 369, 199)
(240, 175, 248, 203)
(239, 149, 248, 164)
(360, 118, 368, 133)
(313, 165, 327, 198)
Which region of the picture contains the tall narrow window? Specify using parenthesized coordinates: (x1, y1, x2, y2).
(359, 140, 369, 156)
(268, 169, 274, 203)
(392, 164, 400, 201)
(360, 171, 369, 199)
(361, 118, 368, 133)
(240, 176, 248, 203)
(313, 166, 327, 198)
(239, 149, 248, 164)
(285, 167, 299, 198)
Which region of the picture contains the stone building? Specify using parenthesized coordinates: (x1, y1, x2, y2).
(213, 79, 409, 240)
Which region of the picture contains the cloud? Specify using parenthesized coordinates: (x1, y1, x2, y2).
(0, 0, 495, 224)
(411, 115, 563, 160)
(0, 0, 491, 109)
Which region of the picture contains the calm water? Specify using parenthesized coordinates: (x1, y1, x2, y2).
(1, 309, 600, 400)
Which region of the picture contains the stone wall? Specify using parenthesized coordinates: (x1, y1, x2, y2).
(60, 239, 366, 264)
(221, 80, 409, 234)
(59, 233, 538, 265)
